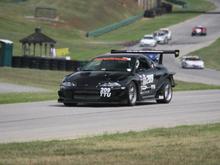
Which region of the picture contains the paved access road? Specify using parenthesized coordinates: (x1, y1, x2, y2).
(130, 0, 220, 85)
(0, 90, 220, 143)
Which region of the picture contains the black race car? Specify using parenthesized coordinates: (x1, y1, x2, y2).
(58, 49, 179, 106)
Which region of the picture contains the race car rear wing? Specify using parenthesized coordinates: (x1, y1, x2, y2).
(111, 49, 180, 64)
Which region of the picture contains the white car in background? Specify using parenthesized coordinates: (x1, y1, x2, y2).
(140, 35, 157, 47)
(154, 31, 169, 44)
(160, 28, 172, 40)
(181, 56, 205, 69)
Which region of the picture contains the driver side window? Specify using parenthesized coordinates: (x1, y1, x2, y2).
(138, 58, 151, 71)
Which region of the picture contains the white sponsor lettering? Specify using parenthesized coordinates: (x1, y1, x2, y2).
(141, 74, 154, 85)
(100, 88, 111, 98)
(151, 84, 156, 89)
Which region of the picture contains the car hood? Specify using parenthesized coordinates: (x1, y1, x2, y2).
(185, 60, 204, 66)
(66, 71, 130, 88)
(155, 36, 165, 40)
(141, 39, 155, 43)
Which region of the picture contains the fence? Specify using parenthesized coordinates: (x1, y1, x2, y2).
(86, 12, 144, 37)
(165, 0, 186, 7)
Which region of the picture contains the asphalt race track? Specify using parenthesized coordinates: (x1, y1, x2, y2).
(0, 90, 220, 143)
(0, 0, 220, 143)
(130, 0, 220, 85)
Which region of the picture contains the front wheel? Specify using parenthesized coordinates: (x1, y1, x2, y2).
(156, 80, 173, 104)
(127, 81, 137, 106)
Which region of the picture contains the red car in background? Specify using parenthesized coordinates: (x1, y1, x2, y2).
(191, 26, 207, 36)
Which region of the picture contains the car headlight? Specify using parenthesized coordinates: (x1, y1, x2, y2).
(100, 82, 121, 88)
(61, 81, 77, 87)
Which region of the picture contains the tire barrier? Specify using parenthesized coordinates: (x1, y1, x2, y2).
(12, 56, 22, 68)
(12, 56, 88, 71)
(57, 59, 67, 71)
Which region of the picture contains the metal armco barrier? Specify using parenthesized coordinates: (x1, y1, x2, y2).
(12, 56, 88, 71)
(165, 0, 186, 7)
(86, 12, 144, 37)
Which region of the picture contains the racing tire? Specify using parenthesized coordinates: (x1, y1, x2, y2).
(156, 80, 173, 104)
(64, 103, 77, 106)
(127, 81, 137, 106)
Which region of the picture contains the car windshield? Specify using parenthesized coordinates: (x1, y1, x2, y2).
(82, 57, 135, 72)
(144, 36, 153, 39)
(161, 30, 168, 34)
(185, 58, 201, 61)
(158, 33, 165, 36)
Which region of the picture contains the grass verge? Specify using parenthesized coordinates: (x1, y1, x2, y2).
(0, 67, 220, 104)
(0, 92, 57, 104)
(0, 123, 219, 165)
(175, 80, 220, 91)
(192, 38, 220, 71)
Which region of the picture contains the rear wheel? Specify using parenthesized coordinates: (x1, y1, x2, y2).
(127, 81, 137, 106)
(156, 80, 173, 104)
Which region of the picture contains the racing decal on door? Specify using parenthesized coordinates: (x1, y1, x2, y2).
(100, 87, 111, 97)
(139, 74, 155, 92)
(139, 74, 154, 85)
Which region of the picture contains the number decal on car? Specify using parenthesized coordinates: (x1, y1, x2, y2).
(100, 88, 111, 98)
(139, 74, 154, 85)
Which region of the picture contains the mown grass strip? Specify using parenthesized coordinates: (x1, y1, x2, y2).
(0, 123, 219, 165)
(0, 92, 56, 104)
(175, 80, 220, 91)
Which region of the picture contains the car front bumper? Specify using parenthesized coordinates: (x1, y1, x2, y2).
(58, 87, 128, 104)
(182, 64, 204, 69)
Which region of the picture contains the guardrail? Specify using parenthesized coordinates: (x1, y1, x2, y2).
(86, 12, 144, 37)
(166, 0, 186, 7)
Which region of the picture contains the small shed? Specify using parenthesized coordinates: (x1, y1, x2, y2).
(0, 39, 13, 67)
(20, 28, 56, 57)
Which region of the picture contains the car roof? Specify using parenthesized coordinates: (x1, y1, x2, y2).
(97, 53, 149, 59)
(160, 28, 169, 31)
(182, 55, 201, 59)
(144, 34, 154, 37)
(195, 25, 205, 28)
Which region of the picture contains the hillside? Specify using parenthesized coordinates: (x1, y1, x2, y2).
(0, 0, 141, 30)
(0, 0, 142, 57)
(0, 0, 215, 60)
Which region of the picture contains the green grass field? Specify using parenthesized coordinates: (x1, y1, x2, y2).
(0, 123, 219, 165)
(192, 38, 220, 70)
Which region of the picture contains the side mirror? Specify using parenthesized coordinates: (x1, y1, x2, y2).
(77, 67, 81, 71)
(151, 61, 155, 68)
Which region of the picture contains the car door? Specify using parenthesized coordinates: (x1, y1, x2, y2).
(136, 57, 157, 97)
